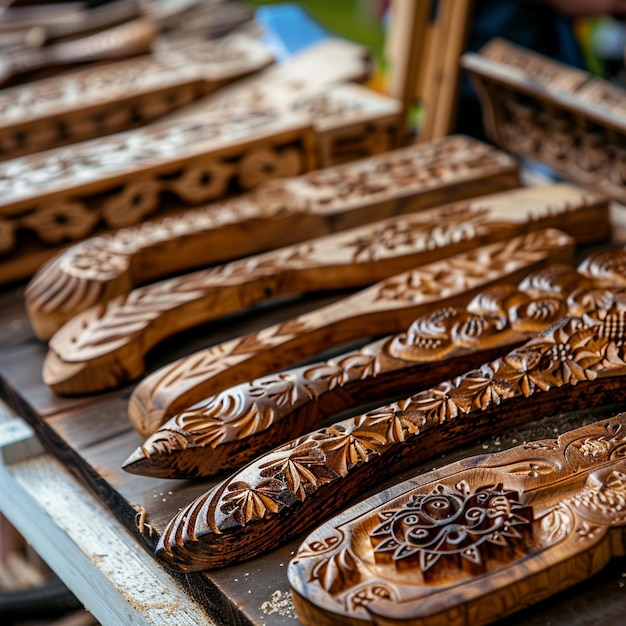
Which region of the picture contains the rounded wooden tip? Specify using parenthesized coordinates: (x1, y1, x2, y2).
(42, 347, 134, 395)
(128, 390, 167, 438)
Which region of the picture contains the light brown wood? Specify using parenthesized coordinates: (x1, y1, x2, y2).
(155, 299, 626, 570)
(125, 229, 575, 438)
(0, 32, 273, 160)
(124, 248, 626, 479)
(0, 102, 317, 286)
(167, 42, 404, 168)
(25, 135, 523, 339)
(40, 184, 609, 397)
(418, 0, 472, 140)
(462, 37, 626, 204)
(288, 414, 626, 625)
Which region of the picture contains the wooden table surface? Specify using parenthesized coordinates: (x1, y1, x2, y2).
(1, 256, 626, 625)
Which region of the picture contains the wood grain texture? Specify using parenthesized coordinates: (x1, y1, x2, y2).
(0, 32, 274, 160)
(124, 248, 626, 479)
(42, 184, 608, 396)
(155, 298, 626, 570)
(0, 102, 316, 286)
(288, 413, 626, 625)
(1, 272, 626, 625)
(24, 135, 523, 339)
(127, 229, 576, 438)
(462, 37, 626, 204)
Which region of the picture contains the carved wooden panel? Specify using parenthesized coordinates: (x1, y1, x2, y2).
(125, 229, 575, 437)
(0, 33, 274, 160)
(124, 248, 626, 479)
(154, 300, 626, 570)
(288, 414, 626, 625)
(43, 192, 594, 396)
(24, 135, 524, 338)
(0, 105, 317, 285)
(462, 37, 626, 204)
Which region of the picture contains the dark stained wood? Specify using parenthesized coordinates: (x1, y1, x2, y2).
(154, 302, 626, 571)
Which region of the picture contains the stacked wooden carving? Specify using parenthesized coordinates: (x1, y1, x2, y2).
(23, 135, 521, 334)
(462, 37, 626, 204)
(0, 33, 274, 160)
(0, 36, 401, 284)
(23, 129, 626, 623)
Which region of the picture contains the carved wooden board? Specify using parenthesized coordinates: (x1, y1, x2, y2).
(0, 33, 274, 160)
(0, 270, 624, 625)
(39, 184, 609, 395)
(462, 37, 626, 204)
(126, 229, 575, 437)
(24, 135, 525, 338)
(0, 104, 316, 285)
(124, 248, 626, 479)
(288, 414, 626, 626)
(154, 299, 626, 570)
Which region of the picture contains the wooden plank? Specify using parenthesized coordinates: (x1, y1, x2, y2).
(1, 269, 626, 624)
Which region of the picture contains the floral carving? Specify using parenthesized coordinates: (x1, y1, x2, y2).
(286, 417, 626, 625)
(370, 481, 533, 578)
(155, 312, 626, 571)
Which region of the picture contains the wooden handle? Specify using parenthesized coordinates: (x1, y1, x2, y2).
(288, 414, 626, 625)
(124, 248, 626, 479)
(154, 304, 626, 570)
(41, 182, 606, 394)
(125, 229, 575, 438)
(24, 135, 525, 339)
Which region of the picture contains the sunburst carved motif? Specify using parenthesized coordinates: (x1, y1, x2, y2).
(370, 481, 533, 579)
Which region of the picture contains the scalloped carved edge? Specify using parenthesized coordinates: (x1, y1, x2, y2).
(152, 270, 626, 571)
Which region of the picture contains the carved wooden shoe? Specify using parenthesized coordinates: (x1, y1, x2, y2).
(123, 249, 626, 479)
(25, 135, 524, 339)
(126, 229, 575, 437)
(41, 183, 606, 396)
(288, 414, 626, 626)
(155, 303, 626, 570)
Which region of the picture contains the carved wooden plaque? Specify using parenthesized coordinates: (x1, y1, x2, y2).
(25, 135, 525, 337)
(125, 229, 575, 437)
(0, 33, 274, 161)
(288, 414, 626, 625)
(0, 104, 316, 284)
(462, 37, 626, 204)
(124, 248, 626, 479)
(154, 300, 626, 570)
